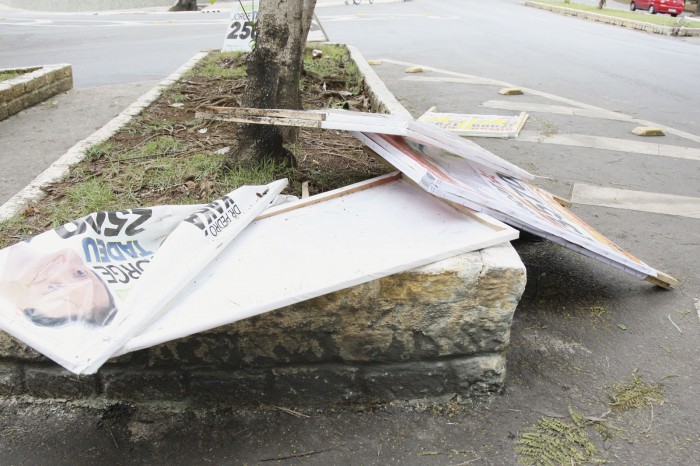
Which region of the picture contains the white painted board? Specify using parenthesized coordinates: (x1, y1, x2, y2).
(121, 174, 517, 354)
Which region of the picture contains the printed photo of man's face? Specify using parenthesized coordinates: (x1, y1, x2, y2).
(0, 242, 116, 327)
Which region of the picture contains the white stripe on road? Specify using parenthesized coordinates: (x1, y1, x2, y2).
(517, 131, 700, 162)
(482, 100, 632, 121)
(401, 75, 498, 86)
(571, 184, 700, 219)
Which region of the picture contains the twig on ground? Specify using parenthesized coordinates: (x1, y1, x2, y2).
(643, 402, 655, 434)
(667, 314, 683, 334)
(259, 448, 334, 462)
(274, 406, 310, 418)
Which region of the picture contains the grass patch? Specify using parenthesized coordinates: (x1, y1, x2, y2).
(539, 2, 700, 27)
(0, 44, 385, 249)
(0, 67, 39, 82)
(609, 375, 663, 411)
(47, 178, 139, 229)
(303, 44, 362, 95)
(188, 51, 247, 79)
(515, 407, 609, 465)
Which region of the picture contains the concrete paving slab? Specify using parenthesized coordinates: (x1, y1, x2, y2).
(482, 100, 632, 122)
(517, 131, 700, 162)
(0, 81, 158, 205)
(572, 184, 700, 219)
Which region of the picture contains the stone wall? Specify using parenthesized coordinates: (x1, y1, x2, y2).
(0, 65, 73, 121)
(0, 244, 525, 404)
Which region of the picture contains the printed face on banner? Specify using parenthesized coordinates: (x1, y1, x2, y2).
(0, 243, 115, 328)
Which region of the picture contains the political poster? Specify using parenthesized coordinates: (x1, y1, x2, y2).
(418, 111, 529, 138)
(355, 132, 661, 282)
(0, 180, 286, 374)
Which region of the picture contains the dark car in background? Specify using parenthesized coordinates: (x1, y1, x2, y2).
(630, 0, 685, 16)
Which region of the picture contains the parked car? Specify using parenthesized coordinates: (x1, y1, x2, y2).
(630, 0, 685, 16)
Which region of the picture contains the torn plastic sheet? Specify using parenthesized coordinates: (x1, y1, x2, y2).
(0, 180, 287, 374)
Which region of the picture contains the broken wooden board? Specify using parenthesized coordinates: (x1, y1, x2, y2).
(120, 173, 518, 354)
(197, 107, 534, 181)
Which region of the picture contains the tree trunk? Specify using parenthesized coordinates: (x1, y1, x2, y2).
(223, 0, 318, 170)
(170, 0, 198, 11)
(597, 0, 606, 9)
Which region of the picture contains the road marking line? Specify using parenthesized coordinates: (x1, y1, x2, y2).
(378, 59, 700, 145)
(482, 100, 631, 121)
(401, 75, 496, 85)
(571, 184, 700, 219)
(517, 131, 700, 162)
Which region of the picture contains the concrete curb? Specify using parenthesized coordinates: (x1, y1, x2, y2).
(0, 64, 73, 121)
(346, 44, 413, 119)
(525, 1, 700, 37)
(0, 47, 412, 221)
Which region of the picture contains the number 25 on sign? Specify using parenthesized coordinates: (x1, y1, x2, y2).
(221, 7, 258, 52)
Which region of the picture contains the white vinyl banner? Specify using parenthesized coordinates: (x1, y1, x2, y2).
(0, 180, 287, 374)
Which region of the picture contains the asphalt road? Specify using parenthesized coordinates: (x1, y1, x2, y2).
(319, 0, 700, 135)
(2, 0, 698, 134)
(0, 9, 229, 86)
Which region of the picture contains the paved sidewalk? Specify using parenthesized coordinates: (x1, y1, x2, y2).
(0, 82, 158, 205)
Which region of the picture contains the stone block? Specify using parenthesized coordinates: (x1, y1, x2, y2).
(0, 64, 72, 121)
(177, 245, 525, 372)
(499, 87, 524, 96)
(188, 369, 270, 404)
(0, 363, 24, 396)
(25, 366, 98, 399)
(405, 66, 424, 73)
(0, 332, 47, 362)
(269, 364, 362, 403)
(101, 369, 187, 400)
(632, 126, 665, 137)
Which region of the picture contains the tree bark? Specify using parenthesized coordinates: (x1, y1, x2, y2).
(170, 0, 198, 11)
(223, 0, 318, 170)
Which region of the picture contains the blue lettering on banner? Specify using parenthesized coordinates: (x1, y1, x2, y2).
(83, 238, 154, 264)
(93, 258, 151, 285)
